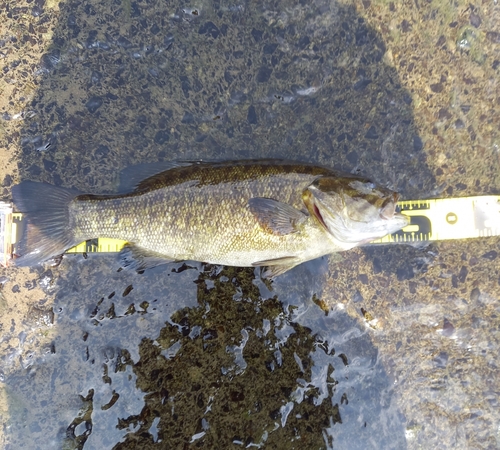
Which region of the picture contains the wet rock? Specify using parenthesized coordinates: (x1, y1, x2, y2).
(346, 151, 358, 165)
(67, 13, 77, 27)
(263, 43, 278, 54)
(458, 28, 475, 50)
(413, 135, 424, 152)
(352, 290, 363, 303)
(364, 125, 378, 139)
(430, 83, 444, 93)
(90, 70, 102, 84)
(85, 96, 103, 113)
(486, 32, 500, 44)
(355, 27, 370, 45)
(396, 266, 414, 281)
(135, 115, 147, 127)
(230, 390, 244, 402)
(129, 1, 141, 17)
(358, 274, 368, 284)
(154, 130, 170, 145)
(42, 159, 56, 172)
(148, 67, 159, 77)
(467, 125, 476, 141)
(27, 164, 42, 176)
(251, 28, 263, 42)
(27, 306, 55, 326)
(94, 144, 109, 159)
(469, 12, 481, 28)
(458, 266, 468, 283)
(86, 30, 98, 48)
(150, 23, 160, 35)
(2, 174, 12, 187)
(438, 108, 452, 120)
(181, 112, 194, 123)
(401, 19, 411, 33)
(198, 21, 220, 39)
(256, 66, 272, 83)
(117, 36, 133, 49)
(269, 409, 280, 420)
(353, 78, 372, 91)
(247, 105, 257, 124)
(180, 76, 191, 97)
(298, 36, 310, 49)
(436, 35, 446, 48)
(31, 5, 43, 17)
(433, 351, 448, 368)
(442, 318, 455, 337)
(40, 49, 61, 71)
(372, 257, 382, 274)
(481, 250, 497, 261)
(470, 287, 480, 302)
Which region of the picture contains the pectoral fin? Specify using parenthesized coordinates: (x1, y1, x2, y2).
(248, 198, 308, 235)
(120, 244, 177, 271)
(252, 256, 300, 279)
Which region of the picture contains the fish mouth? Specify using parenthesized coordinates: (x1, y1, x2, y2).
(312, 202, 328, 230)
(379, 193, 410, 228)
(308, 192, 402, 230)
(302, 188, 330, 231)
(379, 193, 399, 220)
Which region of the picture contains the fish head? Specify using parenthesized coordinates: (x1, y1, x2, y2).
(303, 175, 409, 246)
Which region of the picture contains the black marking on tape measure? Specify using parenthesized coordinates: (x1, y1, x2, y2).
(392, 215, 432, 241)
(85, 239, 99, 252)
(396, 201, 431, 213)
(446, 212, 458, 224)
(12, 215, 26, 256)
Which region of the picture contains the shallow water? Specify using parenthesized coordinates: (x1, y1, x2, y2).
(1, 0, 499, 449)
(4, 258, 407, 449)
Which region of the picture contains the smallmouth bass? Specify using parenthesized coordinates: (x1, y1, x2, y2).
(12, 160, 409, 277)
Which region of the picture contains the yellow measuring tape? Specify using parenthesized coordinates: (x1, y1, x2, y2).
(1, 195, 499, 265)
(371, 195, 500, 244)
(65, 238, 127, 254)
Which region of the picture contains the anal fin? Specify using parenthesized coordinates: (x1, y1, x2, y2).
(252, 256, 300, 279)
(120, 244, 176, 271)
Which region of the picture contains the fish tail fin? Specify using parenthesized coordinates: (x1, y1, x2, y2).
(12, 181, 82, 266)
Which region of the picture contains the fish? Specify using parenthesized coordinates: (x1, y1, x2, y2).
(11, 159, 409, 277)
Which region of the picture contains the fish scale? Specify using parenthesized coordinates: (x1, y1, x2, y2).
(70, 172, 323, 265)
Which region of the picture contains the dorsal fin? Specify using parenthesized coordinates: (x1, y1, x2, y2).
(118, 161, 195, 192)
